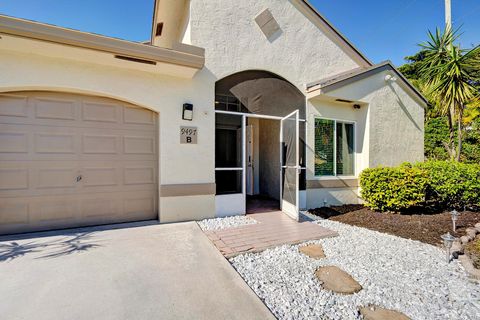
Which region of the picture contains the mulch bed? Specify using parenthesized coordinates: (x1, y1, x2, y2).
(309, 205, 480, 247)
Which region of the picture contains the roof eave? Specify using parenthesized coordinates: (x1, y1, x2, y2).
(0, 14, 205, 70)
(307, 61, 429, 108)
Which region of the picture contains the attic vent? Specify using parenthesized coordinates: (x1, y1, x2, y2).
(114, 55, 157, 65)
(155, 22, 164, 36)
(255, 9, 281, 39)
(335, 99, 354, 104)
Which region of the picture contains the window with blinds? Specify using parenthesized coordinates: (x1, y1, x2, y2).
(315, 118, 354, 176)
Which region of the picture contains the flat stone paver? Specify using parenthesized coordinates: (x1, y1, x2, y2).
(204, 211, 337, 257)
(0, 222, 275, 320)
(360, 306, 411, 320)
(299, 244, 326, 259)
(315, 266, 362, 294)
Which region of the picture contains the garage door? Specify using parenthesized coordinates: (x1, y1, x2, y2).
(0, 91, 158, 234)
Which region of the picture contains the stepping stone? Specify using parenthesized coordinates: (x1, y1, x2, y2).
(360, 306, 410, 320)
(315, 266, 362, 294)
(299, 244, 325, 259)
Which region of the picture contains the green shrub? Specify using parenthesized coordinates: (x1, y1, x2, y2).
(360, 166, 428, 212)
(360, 161, 480, 212)
(414, 161, 480, 208)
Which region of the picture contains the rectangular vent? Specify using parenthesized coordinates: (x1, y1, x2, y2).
(155, 22, 164, 36)
(114, 55, 157, 65)
(255, 9, 281, 39)
(335, 99, 354, 104)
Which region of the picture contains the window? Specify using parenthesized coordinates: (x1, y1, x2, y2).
(314, 118, 354, 176)
(215, 94, 249, 113)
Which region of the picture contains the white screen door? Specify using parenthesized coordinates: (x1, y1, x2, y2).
(280, 110, 300, 221)
(246, 125, 255, 195)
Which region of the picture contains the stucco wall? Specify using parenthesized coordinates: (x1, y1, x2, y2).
(188, 0, 361, 88)
(305, 99, 367, 208)
(0, 50, 216, 222)
(325, 70, 425, 167)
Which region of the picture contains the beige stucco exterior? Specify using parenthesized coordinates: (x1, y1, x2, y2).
(0, 0, 425, 229)
(0, 37, 216, 224)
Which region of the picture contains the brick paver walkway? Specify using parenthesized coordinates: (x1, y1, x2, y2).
(203, 211, 338, 257)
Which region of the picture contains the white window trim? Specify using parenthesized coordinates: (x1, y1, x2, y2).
(314, 117, 356, 178)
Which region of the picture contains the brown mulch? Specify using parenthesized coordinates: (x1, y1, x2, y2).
(309, 205, 480, 247)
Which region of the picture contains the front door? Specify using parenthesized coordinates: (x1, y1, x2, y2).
(280, 110, 300, 221)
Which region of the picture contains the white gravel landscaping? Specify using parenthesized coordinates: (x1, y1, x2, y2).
(197, 215, 258, 231)
(230, 219, 480, 320)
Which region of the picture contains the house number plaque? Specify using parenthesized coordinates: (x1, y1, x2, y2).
(180, 126, 198, 144)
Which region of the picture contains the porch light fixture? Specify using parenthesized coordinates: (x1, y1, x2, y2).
(182, 103, 193, 121)
(441, 233, 457, 263)
(450, 210, 460, 232)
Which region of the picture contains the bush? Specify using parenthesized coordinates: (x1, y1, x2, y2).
(360, 166, 428, 212)
(414, 161, 480, 209)
(360, 161, 480, 212)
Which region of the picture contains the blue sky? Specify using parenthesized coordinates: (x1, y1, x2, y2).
(0, 0, 478, 66)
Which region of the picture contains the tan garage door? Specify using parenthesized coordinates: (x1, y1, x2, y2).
(0, 91, 158, 234)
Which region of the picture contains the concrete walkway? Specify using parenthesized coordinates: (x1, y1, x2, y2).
(0, 222, 275, 320)
(204, 211, 338, 257)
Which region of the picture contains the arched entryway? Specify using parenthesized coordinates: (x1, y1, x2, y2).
(214, 70, 306, 220)
(0, 91, 159, 234)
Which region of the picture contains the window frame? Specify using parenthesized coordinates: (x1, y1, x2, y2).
(314, 116, 356, 178)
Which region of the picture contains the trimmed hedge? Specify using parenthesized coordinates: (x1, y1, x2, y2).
(360, 161, 480, 212)
(360, 166, 428, 211)
(415, 161, 480, 208)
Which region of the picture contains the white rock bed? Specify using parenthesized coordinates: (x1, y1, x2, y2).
(230, 219, 480, 320)
(197, 215, 258, 231)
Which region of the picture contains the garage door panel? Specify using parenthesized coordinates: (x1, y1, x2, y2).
(123, 135, 156, 155)
(35, 133, 76, 154)
(124, 106, 156, 125)
(0, 168, 29, 190)
(37, 167, 78, 189)
(32, 199, 79, 222)
(0, 131, 28, 153)
(124, 195, 155, 218)
(34, 97, 77, 121)
(83, 167, 118, 187)
(82, 134, 119, 154)
(0, 202, 29, 224)
(0, 91, 158, 234)
(124, 166, 156, 186)
(81, 198, 120, 218)
(81, 101, 119, 123)
(0, 94, 29, 117)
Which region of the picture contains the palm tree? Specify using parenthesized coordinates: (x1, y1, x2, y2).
(418, 27, 479, 161)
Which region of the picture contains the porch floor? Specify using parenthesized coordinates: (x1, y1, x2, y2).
(203, 212, 338, 257)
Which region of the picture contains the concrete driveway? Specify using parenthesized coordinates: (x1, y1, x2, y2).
(0, 222, 274, 320)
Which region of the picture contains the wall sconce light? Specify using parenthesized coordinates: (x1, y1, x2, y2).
(182, 103, 193, 121)
(353, 104, 361, 109)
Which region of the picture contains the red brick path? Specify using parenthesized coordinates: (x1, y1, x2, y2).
(203, 211, 338, 257)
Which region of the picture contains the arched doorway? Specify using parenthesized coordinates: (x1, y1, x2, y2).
(214, 70, 306, 220)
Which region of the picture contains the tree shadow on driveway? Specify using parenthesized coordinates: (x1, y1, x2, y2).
(0, 232, 101, 262)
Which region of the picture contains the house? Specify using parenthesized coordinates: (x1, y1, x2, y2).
(0, 0, 426, 234)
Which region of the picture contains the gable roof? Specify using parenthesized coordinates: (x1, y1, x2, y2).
(294, 0, 372, 67)
(306, 61, 429, 107)
(150, 0, 372, 67)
